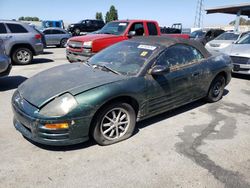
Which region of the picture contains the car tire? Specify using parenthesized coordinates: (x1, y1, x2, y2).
(60, 38, 68, 48)
(91, 102, 136, 146)
(205, 75, 226, 102)
(12, 47, 33, 65)
(74, 28, 81, 36)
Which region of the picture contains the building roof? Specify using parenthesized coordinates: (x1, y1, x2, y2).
(205, 3, 250, 16)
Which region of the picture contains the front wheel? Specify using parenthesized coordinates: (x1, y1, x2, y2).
(206, 75, 226, 102)
(91, 103, 136, 146)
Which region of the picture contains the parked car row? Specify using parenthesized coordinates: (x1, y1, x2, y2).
(66, 19, 190, 62)
(204, 31, 250, 75)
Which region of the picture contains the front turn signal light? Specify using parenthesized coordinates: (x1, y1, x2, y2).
(44, 123, 69, 129)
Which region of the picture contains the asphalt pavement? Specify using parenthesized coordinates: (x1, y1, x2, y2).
(0, 47, 250, 188)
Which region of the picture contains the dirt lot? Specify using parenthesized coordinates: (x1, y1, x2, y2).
(0, 48, 250, 188)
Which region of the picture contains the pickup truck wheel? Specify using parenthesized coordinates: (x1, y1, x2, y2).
(12, 48, 33, 65)
(206, 75, 225, 103)
(60, 38, 67, 48)
(91, 102, 136, 146)
(74, 28, 80, 36)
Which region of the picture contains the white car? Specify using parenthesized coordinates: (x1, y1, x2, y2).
(223, 33, 250, 75)
(205, 32, 242, 53)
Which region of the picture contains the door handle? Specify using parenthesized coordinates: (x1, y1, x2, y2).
(5, 36, 13, 39)
(192, 72, 200, 77)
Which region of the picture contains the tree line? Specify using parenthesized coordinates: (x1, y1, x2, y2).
(18, 16, 40, 21)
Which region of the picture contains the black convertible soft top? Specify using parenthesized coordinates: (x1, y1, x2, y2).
(130, 36, 211, 58)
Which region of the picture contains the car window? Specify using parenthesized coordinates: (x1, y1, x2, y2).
(237, 34, 250, 44)
(215, 32, 239, 40)
(0, 23, 7, 34)
(156, 44, 204, 69)
(51, 29, 65, 34)
(6, 23, 28, 33)
(147, 22, 158, 35)
(43, 30, 51, 34)
(129, 22, 144, 36)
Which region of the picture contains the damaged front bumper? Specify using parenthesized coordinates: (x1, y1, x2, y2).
(12, 98, 91, 146)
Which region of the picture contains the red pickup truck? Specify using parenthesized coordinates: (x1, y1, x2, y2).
(66, 20, 189, 62)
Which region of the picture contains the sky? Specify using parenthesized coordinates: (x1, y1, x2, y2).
(0, 0, 249, 28)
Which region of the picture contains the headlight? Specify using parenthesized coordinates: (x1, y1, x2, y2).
(70, 24, 74, 27)
(83, 41, 92, 48)
(39, 93, 77, 117)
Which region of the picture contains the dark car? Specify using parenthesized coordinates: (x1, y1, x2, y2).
(191, 29, 225, 45)
(67, 19, 105, 36)
(0, 39, 11, 77)
(12, 36, 232, 146)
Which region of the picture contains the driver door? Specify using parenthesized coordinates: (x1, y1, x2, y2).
(145, 44, 201, 115)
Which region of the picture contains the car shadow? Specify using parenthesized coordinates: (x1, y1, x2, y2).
(12, 58, 54, 66)
(0, 76, 27, 91)
(24, 137, 96, 151)
(42, 51, 54, 55)
(28, 89, 229, 151)
(31, 58, 54, 64)
(232, 73, 250, 80)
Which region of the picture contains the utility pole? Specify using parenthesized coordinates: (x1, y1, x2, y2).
(194, 0, 204, 28)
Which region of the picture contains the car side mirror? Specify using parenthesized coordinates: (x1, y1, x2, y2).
(149, 65, 170, 75)
(127, 31, 136, 38)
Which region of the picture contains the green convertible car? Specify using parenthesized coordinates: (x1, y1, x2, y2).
(12, 36, 233, 146)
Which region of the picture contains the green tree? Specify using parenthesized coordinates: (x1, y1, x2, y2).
(95, 12, 103, 21)
(105, 5, 118, 23)
(33, 17, 39, 21)
(18, 16, 24, 21)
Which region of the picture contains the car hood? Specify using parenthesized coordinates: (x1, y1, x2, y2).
(227, 44, 250, 58)
(70, 34, 119, 42)
(18, 63, 125, 108)
(208, 40, 234, 45)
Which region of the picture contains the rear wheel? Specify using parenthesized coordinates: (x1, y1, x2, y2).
(12, 47, 33, 65)
(74, 28, 81, 36)
(206, 75, 226, 102)
(91, 102, 136, 146)
(60, 38, 67, 48)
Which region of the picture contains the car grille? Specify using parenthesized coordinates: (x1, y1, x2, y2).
(68, 40, 83, 49)
(210, 43, 220, 47)
(230, 56, 250, 65)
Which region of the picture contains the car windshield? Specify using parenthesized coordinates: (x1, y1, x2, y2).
(214, 32, 239, 40)
(88, 41, 157, 76)
(236, 34, 250, 44)
(97, 22, 128, 35)
(190, 30, 205, 38)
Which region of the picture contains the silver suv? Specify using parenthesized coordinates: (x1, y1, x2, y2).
(0, 20, 44, 65)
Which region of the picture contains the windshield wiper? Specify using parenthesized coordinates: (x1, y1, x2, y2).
(92, 64, 121, 75)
